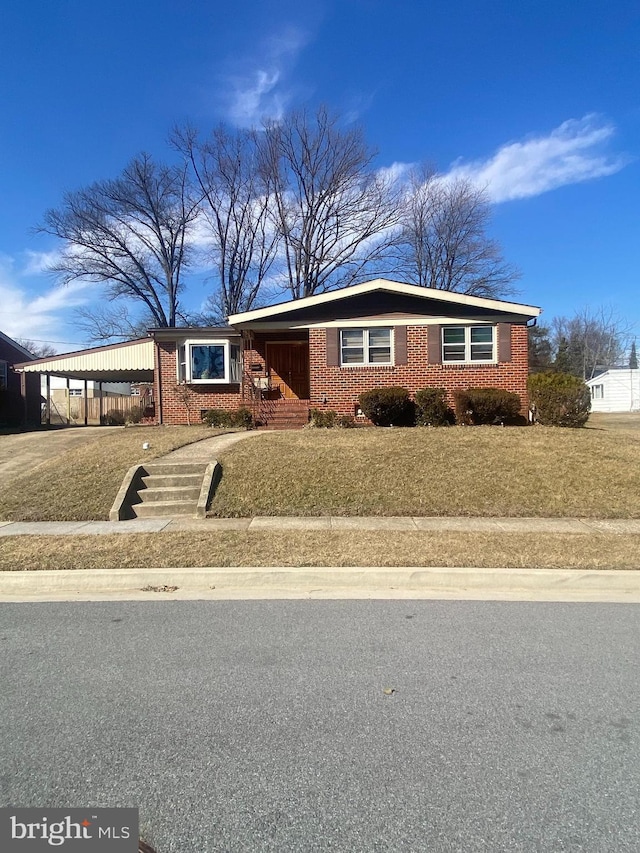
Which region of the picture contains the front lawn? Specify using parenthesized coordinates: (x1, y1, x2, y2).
(0, 426, 222, 522)
(209, 426, 640, 518)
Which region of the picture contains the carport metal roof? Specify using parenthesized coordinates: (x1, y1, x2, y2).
(13, 338, 155, 382)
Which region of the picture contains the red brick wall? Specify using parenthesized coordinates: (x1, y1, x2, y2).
(156, 341, 243, 425)
(309, 325, 530, 416)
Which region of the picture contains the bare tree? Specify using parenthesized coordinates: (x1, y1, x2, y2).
(14, 338, 57, 358)
(40, 154, 200, 339)
(173, 124, 279, 318)
(551, 306, 632, 379)
(396, 166, 519, 298)
(259, 106, 400, 299)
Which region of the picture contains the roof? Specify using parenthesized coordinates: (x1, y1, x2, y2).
(228, 278, 542, 327)
(0, 330, 37, 361)
(13, 338, 155, 382)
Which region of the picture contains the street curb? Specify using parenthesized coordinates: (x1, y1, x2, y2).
(2, 566, 640, 601)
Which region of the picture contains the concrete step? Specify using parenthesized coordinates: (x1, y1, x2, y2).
(141, 473, 203, 488)
(139, 486, 202, 503)
(133, 500, 197, 518)
(142, 462, 207, 477)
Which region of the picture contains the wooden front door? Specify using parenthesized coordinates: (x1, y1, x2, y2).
(266, 342, 310, 399)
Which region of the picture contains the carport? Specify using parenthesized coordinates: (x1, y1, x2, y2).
(13, 338, 155, 426)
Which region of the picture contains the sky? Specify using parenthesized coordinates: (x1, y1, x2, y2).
(0, 0, 639, 353)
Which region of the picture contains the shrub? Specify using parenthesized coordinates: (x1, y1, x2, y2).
(415, 388, 452, 426)
(453, 388, 522, 425)
(101, 408, 126, 426)
(202, 407, 254, 429)
(310, 408, 337, 428)
(125, 405, 143, 424)
(358, 387, 416, 427)
(336, 414, 356, 428)
(528, 372, 591, 427)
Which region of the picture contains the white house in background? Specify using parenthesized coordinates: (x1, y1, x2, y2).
(586, 369, 640, 412)
(48, 377, 132, 397)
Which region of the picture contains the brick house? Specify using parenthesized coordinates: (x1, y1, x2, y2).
(0, 331, 41, 426)
(151, 278, 541, 427)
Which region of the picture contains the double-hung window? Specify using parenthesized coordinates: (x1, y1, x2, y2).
(442, 326, 495, 363)
(591, 384, 604, 400)
(340, 328, 392, 366)
(177, 340, 241, 383)
(0, 360, 7, 389)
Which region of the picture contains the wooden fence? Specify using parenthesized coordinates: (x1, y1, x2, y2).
(46, 395, 155, 425)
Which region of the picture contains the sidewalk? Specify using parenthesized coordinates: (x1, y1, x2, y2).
(2, 515, 640, 536)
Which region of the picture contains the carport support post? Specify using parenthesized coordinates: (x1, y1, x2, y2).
(98, 381, 103, 424)
(20, 372, 28, 426)
(83, 379, 88, 426)
(66, 377, 71, 424)
(46, 374, 51, 426)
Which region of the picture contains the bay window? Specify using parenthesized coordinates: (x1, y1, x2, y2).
(177, 340, 241, 383)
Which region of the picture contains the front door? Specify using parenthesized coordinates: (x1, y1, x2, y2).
(266, 342, 310, 399)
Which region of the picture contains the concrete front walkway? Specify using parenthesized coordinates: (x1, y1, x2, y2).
(1, 516, 640, 536)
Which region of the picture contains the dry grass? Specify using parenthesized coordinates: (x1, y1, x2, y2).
(1, 531, 638, 571)
(586, 412, 640, 432)
(210, 426, 640, 518)
(0, 426, 222, 522)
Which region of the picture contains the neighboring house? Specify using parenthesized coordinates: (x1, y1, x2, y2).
(586, 369, 640, 413)
(13, 280, 542, 427)
(153, 278, 541, 426)
(0, 331, 41, 426)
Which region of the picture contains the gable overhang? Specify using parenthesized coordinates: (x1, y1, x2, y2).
(13, 338, 155, 383)
(228, 279, 542, 330)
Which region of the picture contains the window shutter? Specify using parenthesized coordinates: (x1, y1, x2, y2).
(326, 328, 340, 366)
(427, 325, 442, 364)
(497, 323, 512, 362)
(394, 326, 408, 365)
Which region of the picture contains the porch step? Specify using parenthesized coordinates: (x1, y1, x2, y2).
(258, 400, 310, 430)
(138, 485, 202, 503)
(133, 500, 198, 518)
(141, 473, 203, 489)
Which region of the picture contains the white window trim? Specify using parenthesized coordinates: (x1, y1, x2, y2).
(591, 384, 604, 400)
(178, 339, 241, 384)
(340, 328, 394, 367)
(441, 325, 497, 364)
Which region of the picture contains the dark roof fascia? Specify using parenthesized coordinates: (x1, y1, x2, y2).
(0, 330, 37, 361)
(149, 326, 241, 340)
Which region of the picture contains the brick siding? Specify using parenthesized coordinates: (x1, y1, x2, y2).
(309, 325, 530, 416)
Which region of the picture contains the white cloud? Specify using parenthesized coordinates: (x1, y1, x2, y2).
(22, 249, 63, 275)
(222, 27, 309, 127)
(444, 115, 628, 202)
(0, 255, 91, 346)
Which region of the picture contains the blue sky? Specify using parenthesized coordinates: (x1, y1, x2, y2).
(1, 0, 638, 351)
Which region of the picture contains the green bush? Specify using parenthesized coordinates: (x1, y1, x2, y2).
(358, 387, 416, 427)
(310, 408, 337, 428)
(202, 407, 254, 429)
(528, 372, 591, 427)
(125, 405, 143, 424)
(453, 388, 522, 425)
(415, 388, 452, 426)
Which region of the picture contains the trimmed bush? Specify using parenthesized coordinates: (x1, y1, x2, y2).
(358, 387, 416, 427)
(415, 388, 452, 426)
(528, 372, 591, 427)
(125, 405, 143, 425)
(202, 407, 254, 429)
(453, 388, 522, 425)
(310, 408, 337, 428)
(101, 408, 126, 426)
(336, 414, 356, 428)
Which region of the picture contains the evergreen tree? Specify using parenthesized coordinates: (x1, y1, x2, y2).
(630, 341, 638, 370)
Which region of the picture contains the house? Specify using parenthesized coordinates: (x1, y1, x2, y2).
(0, 331, 41, 426)
(13, 279, 541, 427)
(153, 279, 541, 426)
(586, 369, 640, 413)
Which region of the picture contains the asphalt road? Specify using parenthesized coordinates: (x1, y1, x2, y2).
(1, 601, 639, 852)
